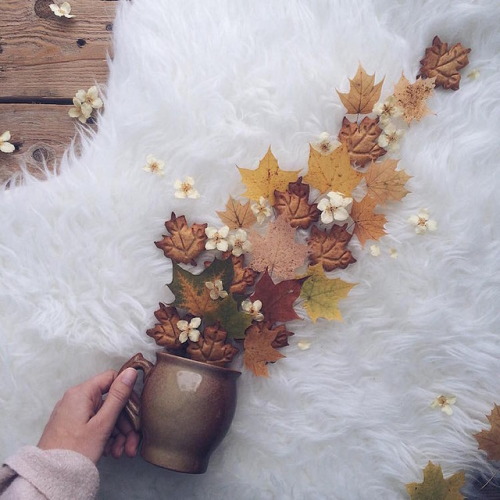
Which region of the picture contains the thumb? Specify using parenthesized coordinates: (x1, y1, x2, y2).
(93, 367, 138, 435)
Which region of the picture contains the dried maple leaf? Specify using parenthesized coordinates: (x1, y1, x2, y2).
(336, 64, 384, 115)
(349, 196, 387, 246)
(419, 36, 471, 90)
(307, 224, 356, 272)
(243, 322, 286, 377)
(155, 212, 207, 266)
(406, 461, 465, 500)
(271, 324, 294, 349)
(168, 259, 252, 338)
(238, 148, 301, 205)
(249, 216, 308, 281)
(187, 322, 238, 367)
(393, 74, 436, 123)
(364, 159, 412, 204)
(216, 197, 257, 229)
(475, 404, 500, 460)
(273, 177, 319, 229)
(146, 303, 184, 351)
(229, 255, 258, 295)
(338, 116, 386, 167)
(250, 269, 305, 324)
(304, 144, 363, 196)
(300, 264, 355, 322)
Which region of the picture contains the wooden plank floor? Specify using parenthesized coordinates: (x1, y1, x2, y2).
(0, 0, 117, 183)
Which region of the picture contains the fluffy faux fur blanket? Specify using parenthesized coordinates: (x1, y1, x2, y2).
(1, 0, 500, 498)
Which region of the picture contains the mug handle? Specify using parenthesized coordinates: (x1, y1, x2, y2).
(118, 353, 154, 432)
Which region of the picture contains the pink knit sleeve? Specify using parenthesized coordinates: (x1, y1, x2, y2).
(0, 446, 99, 500)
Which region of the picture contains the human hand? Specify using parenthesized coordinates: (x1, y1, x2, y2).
(38, 368, 139, 464)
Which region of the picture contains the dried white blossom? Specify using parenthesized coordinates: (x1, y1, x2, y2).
(49, 2, 75, 18)
(377, 123, 404, 153)
(297, 340, 311, 351)
(373, 95, 403, 125)
(370, 244, 381, 257)
(174, 176, 200, 199)
(467, 69, 480, 80)
(68, 98, 92, 123)
(389, 248, 398, 259)
(312, 132, 340, 155)
(317, 191, 353, 224)
(251, 196, 272, 224)
(0, 131, 15, 154)
(143, 154, 165, 176)
(177, 317, 202, 343)
(431, 395, 456, 415)
(241, 299, 264, 321)
(205, 280, 228, 300)
(205, 226, 230, 251)
(408, 209, 437, 234)
(228, 229, 252, 257)
(75, 86, 103, 111)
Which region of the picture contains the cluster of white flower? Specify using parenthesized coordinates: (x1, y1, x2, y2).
(205, 226, 252, 257)
(373, 95, 405, 153)
(68, 87, 103, 123)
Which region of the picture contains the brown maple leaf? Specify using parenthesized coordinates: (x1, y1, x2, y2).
(249, 216, 308, 281)
(243, 322, 286, 377)
(250, 269, 305, 324)
(270, 324, 294, 349)
(338, 116, 386, 167)
(155, 212, 207, 265)
(146, 303, 184, 351)
(230, 255, 258, 294)
(419, 36, 471, 90)
(336, 64, 384, 115)
(307, 224, 356, 272)
(393, 75, 436, 123)
(273, 177, 319, 229)
(349, 197, 387, 246)
(187, 322, 239, 367)
(216, 197, 257, 229)
(364, 159, 412, 204)
(475, 404, 500, 461)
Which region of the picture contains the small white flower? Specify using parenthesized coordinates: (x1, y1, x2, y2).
(177, 317, 202, 343)
(250, 196, 272, 224)
(370, 244, 381, 257)
(297, 340, 311, 351)
(174, 176, 200, 199)
(143, 154, 165, 176)
(228, 229, 252, 257)
(49, 2, 75, 18)
(312, 132, 340, 155)
(68, 97, 92, 123)
(0, 131, 15, 154)
(241, 299, 264, 321)
(373, 95, 403, 125)
(467, 69, 480, 80)
(408, 209, 437, 234)
(205, 280, 228, 300)
(377, 123, 404, 152)
(205, 226, 230, 251)
(431, 395, 456, 415)
(317, 191, 353, 225)
(389, 248, 398, 259)
(75, 86, 103, 111)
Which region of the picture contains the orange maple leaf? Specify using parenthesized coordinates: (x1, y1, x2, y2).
(338, 116, 386, 167)
(419, 36, 471, 90)
(243, 322, 286, 377)
(337, 64, 384, 115)
(364, 159, 412, 204)
(475, 404, 500, 461)
(216, 197, 256, 229)
(155, 213, 207, 265)
(350, 197, 387, 246)
(146, 303, 184, 351)
(393, 74, 436, 123)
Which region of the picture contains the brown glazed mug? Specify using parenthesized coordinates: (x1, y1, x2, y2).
(119, 351, 241, 474)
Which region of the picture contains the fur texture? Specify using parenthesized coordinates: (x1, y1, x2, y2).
(1, 0, 500, 498)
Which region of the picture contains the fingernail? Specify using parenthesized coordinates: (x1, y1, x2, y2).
(120, 367, 137, 387)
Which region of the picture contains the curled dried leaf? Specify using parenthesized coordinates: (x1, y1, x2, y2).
(187, 322, 238, 367)
(146, 303, 184, 351)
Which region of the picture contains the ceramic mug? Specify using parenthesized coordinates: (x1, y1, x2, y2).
(119, 351, 241, 474)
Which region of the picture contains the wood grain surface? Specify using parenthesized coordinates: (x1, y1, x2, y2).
(0, 0, 116, 179)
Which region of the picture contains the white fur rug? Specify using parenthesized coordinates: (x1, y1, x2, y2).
(1, 0, 500, 498)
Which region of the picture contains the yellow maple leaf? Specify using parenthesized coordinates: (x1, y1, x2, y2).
(304, 144, 363, 196)
(393, 74, 436, 123)
(337, 64, 384, 115)
(216, 197, 257, 229)
(406, 462, 465, 500)
(364, 159, 412, 204)
(300, 264, 355, 322)
(238, 147, 301, 205)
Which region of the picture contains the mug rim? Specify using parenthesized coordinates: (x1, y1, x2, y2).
(156, 350, 242, 376)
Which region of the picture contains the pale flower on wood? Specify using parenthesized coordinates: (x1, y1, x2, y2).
(49, 2, 75, 18)
(0, 131, 15, 154)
